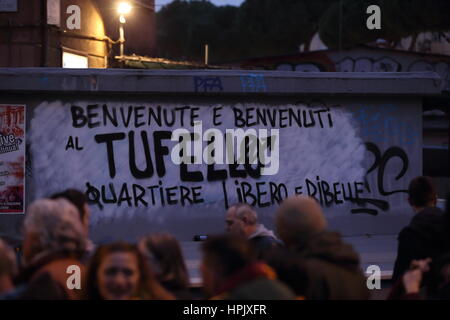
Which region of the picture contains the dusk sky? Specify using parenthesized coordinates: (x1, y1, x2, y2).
(155, 0, 245, 11)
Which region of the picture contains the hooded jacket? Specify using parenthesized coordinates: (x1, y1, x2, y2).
(248, 224, 281, 259)
(295, 231, 369, 300)
(392, 206, 450, 282)
(5, 250, 85, 300)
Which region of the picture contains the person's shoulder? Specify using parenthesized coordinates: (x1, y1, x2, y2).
(13, 272, 69, 300)
(32, 254, 85, 299)
(302, 257, 369, 299)
(411, 207, 445, 223)
(398, 225, 414, 240)
(36, 255, 84, 278)
(303, 256, 340, 275)
(251, 234, 279, 245)
(303, 255, 365, 280)
(303, 231, 361, 268)
(406, 207, 447, 236)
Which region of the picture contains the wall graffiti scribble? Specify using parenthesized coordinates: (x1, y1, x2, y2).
(350, 143, 409, 216)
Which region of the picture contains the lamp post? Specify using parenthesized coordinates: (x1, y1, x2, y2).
(117, 2, 132, 65)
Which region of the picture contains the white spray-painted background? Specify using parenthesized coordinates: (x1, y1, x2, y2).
(30, 101, 369, 240)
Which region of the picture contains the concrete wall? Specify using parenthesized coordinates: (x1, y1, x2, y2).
(227, 48, 450, 180)
(0, 69, 442, 245)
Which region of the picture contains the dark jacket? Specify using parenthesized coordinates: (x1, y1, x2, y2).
(212, 262, 295, 300)
(3, 250, 85, 300)
(295, 231, 369, 300)
(248, 224, 282, 260)
(392, 207, 450, 282)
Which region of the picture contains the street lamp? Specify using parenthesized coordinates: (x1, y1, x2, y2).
(118, 2, 132, 61)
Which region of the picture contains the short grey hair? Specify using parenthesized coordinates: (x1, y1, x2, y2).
(24, 198, 86, 259)
(0, 239, 17, 276)
(232, 203, 258, 226)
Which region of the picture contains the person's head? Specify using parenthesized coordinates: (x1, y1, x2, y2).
(85, 242, 173, 300)
(138, 233, 189, 289)
(50, 189, 90, 234)
(0, 239, 17, 294)
(275, 195, 327, 249)
(200, 234, 255, 296)
(408, 176, 437, 212)
(22, 198, 86, 264)
(225, 203, 258, 237)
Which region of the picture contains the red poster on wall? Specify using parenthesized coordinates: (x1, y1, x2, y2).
(0, 104, 25, 214)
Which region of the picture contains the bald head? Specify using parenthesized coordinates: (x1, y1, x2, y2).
(275, 196, 327, 248)
(225, 203, 258, 237)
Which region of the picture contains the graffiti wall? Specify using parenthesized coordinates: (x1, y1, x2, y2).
(24, 97, 420, 242)
(270, 46, 450, 92)
(0, 69, 434, 244)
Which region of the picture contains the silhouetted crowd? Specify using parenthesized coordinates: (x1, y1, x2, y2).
(0, 176, 449, 300)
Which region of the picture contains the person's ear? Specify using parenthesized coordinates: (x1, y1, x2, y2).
(241, 217, 249, 226)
